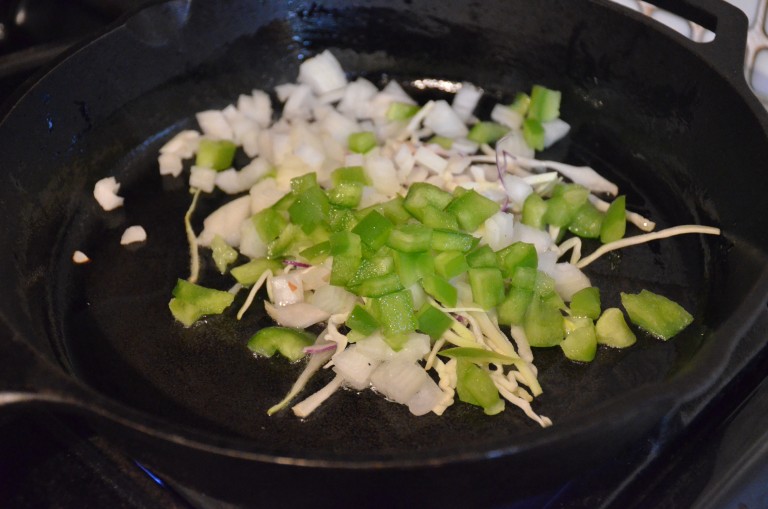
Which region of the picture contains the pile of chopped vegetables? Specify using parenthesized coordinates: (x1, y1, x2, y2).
(153, 50, 720, 424)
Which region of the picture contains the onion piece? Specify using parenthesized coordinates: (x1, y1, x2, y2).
(297, 49, 347, 96)
(197, 195, 251, 247)
(332, 345, 382, 390)
(265, 301, 331, 329)
(120, 225, 147, 246)
(93, 177, 124, 211)
(72, 250, 90, 264)
(451, 82, 482, 122)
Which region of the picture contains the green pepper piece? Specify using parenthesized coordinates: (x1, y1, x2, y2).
(416, 304, 454, 340)
(431, 228, 476, 252)
(347, 304, 380, 336)
(386, 102, 420, 121)
(456, 360, 505, 415)
(434, 250, 469, 280)
(543, 196, 576, 227)
(348, 255, 395, 286)
(393, 251, 435, 287)
(527, 84, 561, 122)
(496, 241, 538, 278)
(169, 279, 235, 326)
(290, 172, 318, 194)
(445, 189, 500, 232)
(570, 287, 601, 320)
(419, 205, 460, 230)
(387, 223, 433, 253)
(210, 235, 238, 274)
(510, 92, 531, 116)
(329, 231, 362, 287)
(497, 287, 533, 325)
(328, 181, 363, 208)
(195, 139, 237, 170)
(466, 245, 498, 268)
(468, 267, 505, 310)
(370, 289, 418, 340)
(352, 210, 394, 251)
(595, 307, 636, 348)
(299, 241, 331, 264)
(568, 202, 603, 239)
(248, 326, 315, 361)
(420, 274, 458, 307)
(428, 135, 453, 150)
(522, 118, 545, 151)
(467, 121, 509, 144)
(600, 195, 627, 244)
(510, 266, 538, 291)
(403, 182, 453, 221)
(288, 185, 330, 234)
(267, 223, 304, 258)
(352, 273, 404, 297)
(524, 297, 564, 347)
(521, 193, 547, 229)
(348, 131, 377, 154)
(230, 258, 283, 285)
(328, 207, 357, 232)
(252, 208, 288, 243)
(376, 196, 412, 225)
(620, 290, 693, 340)
(560, 321, 597, 362)
(331, 166, 369, 186)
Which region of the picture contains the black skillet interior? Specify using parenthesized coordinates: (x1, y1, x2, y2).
(2, 0, 768, 465)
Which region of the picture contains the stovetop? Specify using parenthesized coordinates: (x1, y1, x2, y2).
(1, 1, 768, 508)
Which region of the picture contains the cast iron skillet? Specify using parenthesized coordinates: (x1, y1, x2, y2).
(1, 0, 768, 506)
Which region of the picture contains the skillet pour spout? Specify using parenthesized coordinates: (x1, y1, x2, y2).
(1, 0, 768, 506)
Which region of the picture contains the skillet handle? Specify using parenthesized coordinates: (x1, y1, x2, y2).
(0, 314, 94, 411)
(635, 0, 749, 78)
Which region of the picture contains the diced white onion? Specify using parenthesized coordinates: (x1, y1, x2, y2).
(93, 176, 124, 211)
(238, 218, 267, 258)
(189, 166, 217, 193)
(249, 178, 284, 214)
(482, 212, 516, 251)
(264, 301, 331, 329)
(120, 225, 147, 245)
(72, 250, 90, 263)
(196, 110, 233, 140)
(406, 378, 443, 416)
(307, 284, 357, 316)
(542, 118, 571, 148)
(298, 49, 347, 96)
(414, 145, 448, 173)
(491, 104, 523, 129)
(237, 90, 273, 128)
(365, 155, 400, 195)
(197, 195, 251, 247)
(451, 82, 482, 122)
(338, 77, 378, 119)
(511, 220, 554, 253)
(268, 273, 304, 306)
(423, 100, 468, 138)
(159, 130, 200, 159)
(502, 174, 533, 208)
(370, 359, 431, 405)
(333, 345, 382, 390)
(544, 262, 591, 301)
(158, 152, 183, 177)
